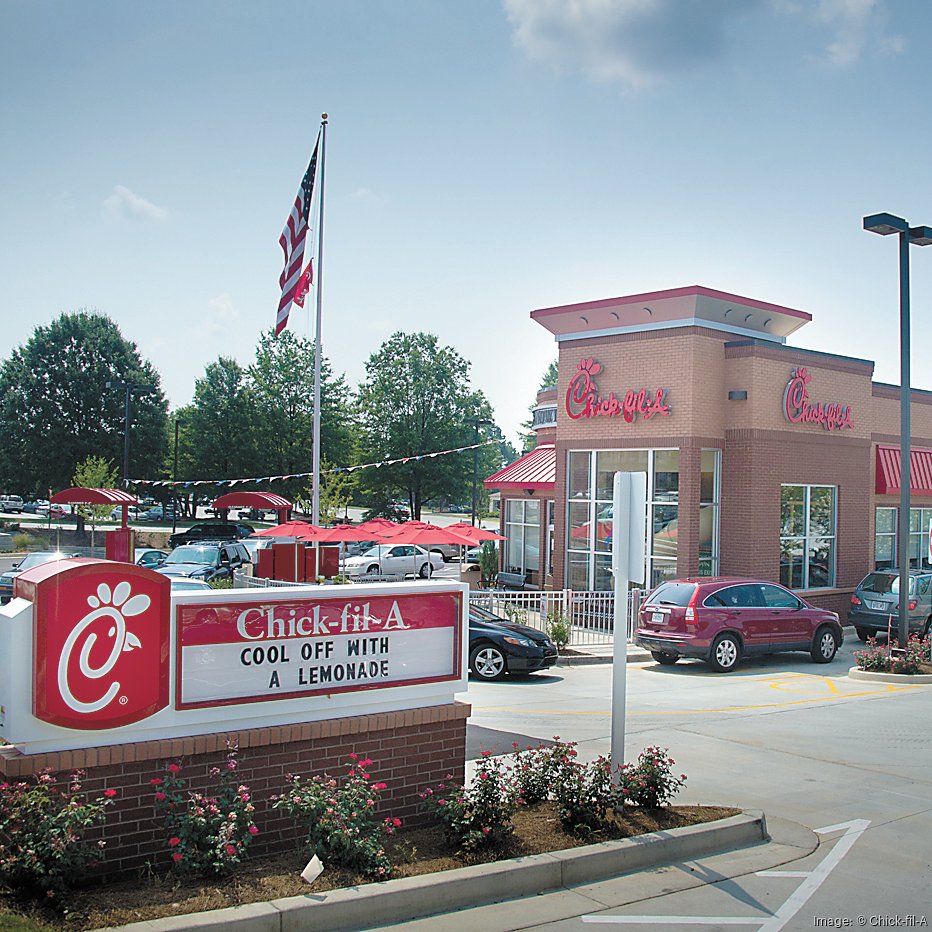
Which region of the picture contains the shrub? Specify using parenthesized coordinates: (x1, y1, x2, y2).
(552, 754, 620, 835)
(478, 542, 498, 589)
(545, 610, 571, 650)
(853, 637, 890, 672)
(12, 533, 34, 552)
(0, 769, 117, 891)
(273, 754, 397, 879)
(854, 635, 931, 674)
(153, 749, 258, 876)
(208, 578, 232, 589)
(420, 751, 520, 852)
(621, 746, 687, 809)
(509, 738, 578, 805)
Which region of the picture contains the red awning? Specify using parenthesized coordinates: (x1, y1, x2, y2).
(51, 487, 138, 505)
(875, 444, 932, 495)
(484, 444, 555, 492)
(211, 492, 292, 511)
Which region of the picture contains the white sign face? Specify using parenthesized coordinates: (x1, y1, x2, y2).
(176, 591, 463, 709)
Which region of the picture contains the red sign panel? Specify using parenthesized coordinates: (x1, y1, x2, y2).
(782, 367, 853, 432)
(175, 591, 463, 709)
(27, 560, 171, 730)
(565, 357, 670, 423)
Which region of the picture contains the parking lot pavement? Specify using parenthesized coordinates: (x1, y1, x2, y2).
(446, 642, 932, 928)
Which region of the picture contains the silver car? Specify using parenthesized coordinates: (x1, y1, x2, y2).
(342, 544, 443, 579)
(848, 570, 932, 641)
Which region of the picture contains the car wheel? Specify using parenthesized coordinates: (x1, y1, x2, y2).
(470, 643, 507, 680)
(366, 563, 381, 575)
(651, 650, 679, 666)
(811, 625, 840, 663)
(707, 633, 742, 673)
(855, 626, 871, 642)
(419, 562, 432, 578)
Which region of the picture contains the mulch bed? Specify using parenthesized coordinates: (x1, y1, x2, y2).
(0, 803, 738, 930)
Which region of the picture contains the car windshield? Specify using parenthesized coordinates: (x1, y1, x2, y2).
(17, 552, 67, 571)
(858, 573, 916, 596)
(166, 545, 219, 565)
(360, 546, 385, 558)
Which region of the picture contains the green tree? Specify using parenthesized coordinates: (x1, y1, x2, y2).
(0, 311, 168, 495)
(356, 332, 505, 519)
(248, 330, 357, 484)
(295, 460, 353, 524)
(72, 455, 120, 543)
(520, 358, 559, 452)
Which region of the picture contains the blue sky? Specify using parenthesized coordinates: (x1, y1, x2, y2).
(3, 0, 932, 450)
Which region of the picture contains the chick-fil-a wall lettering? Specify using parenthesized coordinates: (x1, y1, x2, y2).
(565, 358, 671, 423)
(782, 367, 853, 432)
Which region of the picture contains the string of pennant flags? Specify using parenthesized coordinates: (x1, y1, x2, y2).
(126, 439, 499, 489)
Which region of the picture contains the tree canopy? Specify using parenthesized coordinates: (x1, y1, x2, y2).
(0, 311, 168, 496)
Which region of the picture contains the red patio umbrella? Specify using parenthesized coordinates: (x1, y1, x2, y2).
(375, 522, 477, 577)
(316, 524, 387, 543)
(355, 517, 398, 534)
(253, 520, 325, 540)
(445, 522, 507, 542)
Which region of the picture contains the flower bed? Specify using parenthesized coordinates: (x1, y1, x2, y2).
(853, 634, 932, 675)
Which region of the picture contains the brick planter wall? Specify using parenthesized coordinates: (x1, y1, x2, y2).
(0, 701, 469, 877)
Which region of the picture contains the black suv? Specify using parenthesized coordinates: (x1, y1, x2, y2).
(168, 522, 254, 549)
(156, 541, 251, 582)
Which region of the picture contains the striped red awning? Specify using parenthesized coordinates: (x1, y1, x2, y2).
(484, 444, 556, 492)
(51, 487, 138, 505)
(212, 492, 292, 511)
(875, 444, 932, 495)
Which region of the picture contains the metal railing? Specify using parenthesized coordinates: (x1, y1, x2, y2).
(468, 588, 646, 645)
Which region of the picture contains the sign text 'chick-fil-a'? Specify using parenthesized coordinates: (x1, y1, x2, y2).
(782, 367, 853, 432)
(565, 357, 671, 423)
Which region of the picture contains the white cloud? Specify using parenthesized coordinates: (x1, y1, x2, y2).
(502, 0, 903, 88)
(101, 185, 168, 222)
(502, 0, 754, 91)
(350, 186, 387, 204)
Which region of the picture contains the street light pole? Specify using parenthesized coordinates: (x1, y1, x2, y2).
(106, 380, 155, 485)
(172, 416, 181, 534)
(863, 213, 932, 649)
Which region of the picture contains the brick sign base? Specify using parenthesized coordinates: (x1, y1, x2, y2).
(0, 702, 469, 877)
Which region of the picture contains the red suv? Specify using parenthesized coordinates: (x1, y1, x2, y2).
(635, 577, 843, 673)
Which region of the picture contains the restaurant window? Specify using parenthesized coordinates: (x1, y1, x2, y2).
(504, 499, 540, 577)
(567, 449, 695, 590)
(699, 449, 721, 577)
(875, 507, 932, 571)
(780, 485, 836, 590)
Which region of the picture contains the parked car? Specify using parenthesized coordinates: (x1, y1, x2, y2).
(168, 522, 254, 549)
(156, 542, 251, 582)
(341, 544, 443, 579)
(49, 503, 70, 519)
(22, 499, 49, 515)
(237, 507, 274, 521)
(0, 495, 25, 514)
(848, 570, 932, 641)
(134, 547, 168, 568)
(468, 603, 558, 680)
(0, 551, 78, 603)
(140, 504, 177, 523)
(634, 577, 843, 673)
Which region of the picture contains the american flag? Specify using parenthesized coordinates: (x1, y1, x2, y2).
(276, 135, 320, 335)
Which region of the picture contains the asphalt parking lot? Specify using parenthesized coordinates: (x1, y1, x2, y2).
(439, 640, 932, 930)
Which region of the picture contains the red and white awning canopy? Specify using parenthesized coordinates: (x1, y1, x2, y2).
(211, 492, 292, 512)
(51, 487, 138, 505)
(484, 444, 555, 492)
(875, 444, 932, 496)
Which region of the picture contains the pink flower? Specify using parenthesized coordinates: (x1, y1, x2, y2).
(248, 825, 259, 835)
(172, 852, 183, 862)
(103, 788, 117, 798)
(479, 773, 489, 781)
(359, 758, 373, 767)
(392, 817, 402, 828)
(482, 826, 491, 835)
(154, 791, 167, 802)
(372, 782, 387, 791)
(150, 778, 163, 786)
(168, 837, 181, 847)
(167, 763, 181, 774)
(226, 844, 236, 856)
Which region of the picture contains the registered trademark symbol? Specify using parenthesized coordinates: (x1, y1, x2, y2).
(119, 696, 128, 705)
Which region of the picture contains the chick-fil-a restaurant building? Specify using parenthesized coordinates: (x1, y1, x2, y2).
(485, 285, 932, 617)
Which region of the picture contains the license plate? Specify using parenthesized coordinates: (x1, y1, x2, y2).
(651, 612, 666, 624)
(866, 600, 887, 611)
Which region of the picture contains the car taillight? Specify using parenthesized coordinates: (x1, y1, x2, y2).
(909, 599, 918, 610)
(685, 587, 699, 626)
(850, 595, 861, 606)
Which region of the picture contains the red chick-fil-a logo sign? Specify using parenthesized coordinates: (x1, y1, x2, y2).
(565, 357, 671, 423)
(29, 561, 170, 730)
(782, 367, 853, 432)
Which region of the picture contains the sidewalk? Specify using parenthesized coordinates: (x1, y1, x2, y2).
(556, 641, 651, 665)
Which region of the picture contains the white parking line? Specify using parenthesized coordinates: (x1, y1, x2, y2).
(581, 819, 870, 928)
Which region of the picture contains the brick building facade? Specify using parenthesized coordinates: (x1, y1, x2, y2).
(487, 285, 932, 619)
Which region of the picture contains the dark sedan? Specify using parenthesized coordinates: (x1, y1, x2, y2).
(468, 604, 558, 680)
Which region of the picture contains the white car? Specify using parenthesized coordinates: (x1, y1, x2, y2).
(341, 544, 443, 579)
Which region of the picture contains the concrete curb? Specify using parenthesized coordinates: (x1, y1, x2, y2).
(848, 666, 932, 684)
(556, 649, 651, 666)
(103, 810, 768, 932)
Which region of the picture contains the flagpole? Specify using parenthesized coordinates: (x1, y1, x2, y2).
(312, 112, 327, 527)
